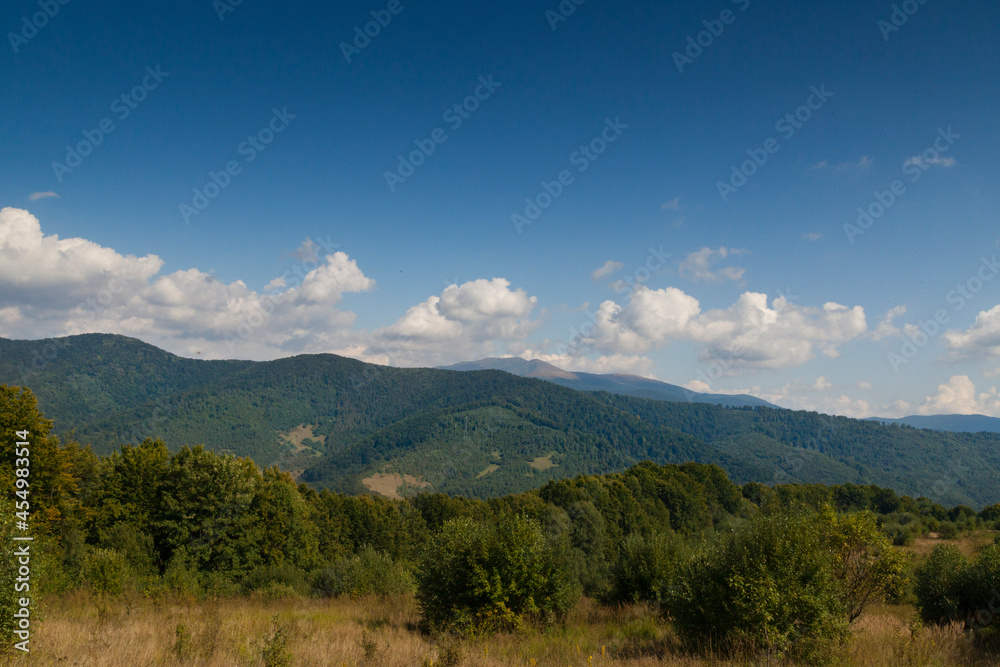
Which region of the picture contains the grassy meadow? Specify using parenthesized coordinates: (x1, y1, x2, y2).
(0, 592, 993, 667)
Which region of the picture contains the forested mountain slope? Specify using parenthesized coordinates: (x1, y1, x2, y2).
(2, 334, 998, 507)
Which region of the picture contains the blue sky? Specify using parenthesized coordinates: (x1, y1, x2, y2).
(2, 0, 999, 418)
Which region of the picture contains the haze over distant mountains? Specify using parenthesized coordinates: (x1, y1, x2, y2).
(443, 358, 1000, 437)
(868, 414, 1000, 434)
(440, 358, 777, 409)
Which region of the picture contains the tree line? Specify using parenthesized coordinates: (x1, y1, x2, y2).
(2, 385, 999, 662)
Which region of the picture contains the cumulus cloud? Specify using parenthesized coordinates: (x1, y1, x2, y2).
(508, 349, 657, 378)
(368, 278, 540, 366)
(677, 247, 748, 284)
(919, 376, 1000, 417)
(942, 305, 1000, 361)
(0, 208, 374, 360)
(28, 191, 59, 201)
(870, 305, 906, 341)
(578, 286, 866, 371)
(590, 260, 624, 282)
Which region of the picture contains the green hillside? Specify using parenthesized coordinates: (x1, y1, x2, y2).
(2, 334, 999, 507)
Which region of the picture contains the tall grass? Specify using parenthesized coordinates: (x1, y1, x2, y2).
(2, 593, 996, 666)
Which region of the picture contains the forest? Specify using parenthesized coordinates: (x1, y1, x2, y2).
(3, 334, 1000, 508)
(2, 383, 999, 665)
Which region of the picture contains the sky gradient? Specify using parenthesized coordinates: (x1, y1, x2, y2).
(2, 0, 999, 418)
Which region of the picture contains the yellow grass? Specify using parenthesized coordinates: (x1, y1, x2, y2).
(529, 455, 556, 472)
(3, 593, 996, 666)
(359, 473, 430, 500)
(902, 529, 1000, 561)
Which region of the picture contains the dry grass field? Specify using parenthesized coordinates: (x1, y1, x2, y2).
(2, 593, 996, 667)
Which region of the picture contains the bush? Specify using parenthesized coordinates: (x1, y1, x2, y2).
(938, 521, 959, 540)
(606, 531, 684, 605)
(915, 545, 970, 624)
(244, 563, 308, 596)
(666, 512, 849, 664)
(311, 546, 414, 598)
(965, 543, 1000, 630)
(416, 514, 576, 634)
(916, 542, 1000, 632)
(84, 548, 132, 596)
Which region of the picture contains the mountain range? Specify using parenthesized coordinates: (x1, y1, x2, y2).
(440, 358, 777, 408)
(2, 333, 999, 507)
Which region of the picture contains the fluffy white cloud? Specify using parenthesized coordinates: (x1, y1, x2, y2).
(942, 305, 1000, 361)
(507, 350, 657, 378)
(677, 247, 748, 284)
(590, 260, 623, 282)
(918, 375, 1000, 416)
(0, 208, 374, 360)
(870, 305, 906, 341)
(0, 207, 163, 308)
(581, 287, 866, 371)
(370, 278, 540, 366)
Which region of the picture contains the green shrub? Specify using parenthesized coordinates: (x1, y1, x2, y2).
(916, 542, 1000, 633)
(606, 531, 684, 605)
(666, 512, 848, 664)
(938, 521, 959, 540)
(260, 582, 300, 602)
(244, 562, 308, 595)
(311, 546, 413, 598)
(84, 548, 132, 596)
(915, 545, 970, 624)
(965, 543, 1000, 630)
(416, 514, 576, 634)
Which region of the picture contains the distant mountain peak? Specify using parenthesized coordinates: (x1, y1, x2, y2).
(440, 357, 776, 409)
